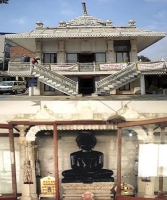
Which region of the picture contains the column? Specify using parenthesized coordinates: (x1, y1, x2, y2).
(140, 75, 145, 95)
(106, 39, 115, 63)
(106, 39, 116, 94)
(142, 124, 156, 198)
(17, 125, 37, 200)
(32, 40, 42, 96)
(144, 177, 155, 198)
(130, 38, 138, 62)
(57, 40, 65, 63)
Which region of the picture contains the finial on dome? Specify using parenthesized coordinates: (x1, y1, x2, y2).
(82, 2, 88, 15)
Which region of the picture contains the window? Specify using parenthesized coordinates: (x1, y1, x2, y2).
(43, 53, 57, 63)
(116, 52, 130, 62)
(114, 40, 130, 62)
(67, 54, 78, 63)
(95, 53, 106, 63)
(44, 84, 55, 91)
(119, 83, 130, 91)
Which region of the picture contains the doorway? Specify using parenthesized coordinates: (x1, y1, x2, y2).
(78, 53, 95, 63)
(79, 77, 94, 95)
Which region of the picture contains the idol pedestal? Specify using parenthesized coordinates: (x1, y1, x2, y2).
(61, 182, 115, 200)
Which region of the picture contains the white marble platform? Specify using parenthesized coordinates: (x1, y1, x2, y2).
(61, 182, 115, 200)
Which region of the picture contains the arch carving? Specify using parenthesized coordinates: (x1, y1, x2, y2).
(26, 124, 116, 141)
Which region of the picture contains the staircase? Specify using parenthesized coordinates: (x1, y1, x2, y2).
(32, 64, 78, 95)
(95, 62, 141, 95)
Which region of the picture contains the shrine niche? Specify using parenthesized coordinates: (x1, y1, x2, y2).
(62, 132, 114, 183)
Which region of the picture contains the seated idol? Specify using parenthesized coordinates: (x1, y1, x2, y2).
(62, 132, 114, 183)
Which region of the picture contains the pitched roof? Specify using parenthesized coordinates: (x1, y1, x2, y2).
(5, 13, 166, 53)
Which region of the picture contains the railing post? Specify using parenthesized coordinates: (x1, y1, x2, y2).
(95, 81, 97, 92)
(76, 82, 78, 93)
(78, 62, 80, 72)
(93, 62, 96, 72)
(8, 61, 10, 72)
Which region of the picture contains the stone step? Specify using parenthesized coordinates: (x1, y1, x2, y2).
(55, 84, 61, 87)
(34, 74, 40, 77)
(47, 80, 52, 83)
(124, 77, 130, 80)
(64, 88, 70, 91)
(116, 81, 122, 84)
(128, 75, 134, 78)
(137, 71, 141, 74)
(104, 87, 110, 91)
(132, 73, 138, 76)
(112, 83, 118, 87)
(51, 82, 57, 85)
(32, 72, 36, 75)
(120, 79, 126, 82)
(108, 85, 114, 88)
(38, 76, 44, 79)
(72, 92, 78, 95)
(100, 89, 106, 93)
(60, 85, 65, 89)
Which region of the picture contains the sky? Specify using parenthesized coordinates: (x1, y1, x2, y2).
(0, 0, 167, 61)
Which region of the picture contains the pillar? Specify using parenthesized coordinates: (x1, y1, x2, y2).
(130, 38, 138, 62)
(106, 39, 115, 63)
(140, 75, 145, 95)
(31, 39, 42, 96)
(17, 125, 37, 200)
(57, 40, 65, 63)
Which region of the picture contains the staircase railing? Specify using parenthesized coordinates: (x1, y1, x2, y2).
(33, 64, 78, 92)
(96, 62, 137, 89)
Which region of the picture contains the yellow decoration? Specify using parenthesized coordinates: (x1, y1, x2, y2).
(40, 176, 55, 195)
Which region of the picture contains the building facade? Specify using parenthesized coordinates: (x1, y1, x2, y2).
(4, 4, 166, 96)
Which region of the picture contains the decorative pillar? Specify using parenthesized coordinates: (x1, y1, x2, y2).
(106, 39, 115, 63)
(57, 40, 65, 63)
(130, 38, 138, 62)
(17, 125, 37, 200)
(140, 75, 145, 95)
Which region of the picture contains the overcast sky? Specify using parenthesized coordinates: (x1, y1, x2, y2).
(0, 0, 167, 61)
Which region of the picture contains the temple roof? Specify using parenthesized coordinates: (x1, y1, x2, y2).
(5, 3, 166, 53)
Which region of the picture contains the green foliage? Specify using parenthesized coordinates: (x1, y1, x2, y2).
(138, 55, 151, 62)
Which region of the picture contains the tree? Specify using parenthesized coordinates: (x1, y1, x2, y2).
(138, 55, 151, 62)
(0, 0, 9, 4)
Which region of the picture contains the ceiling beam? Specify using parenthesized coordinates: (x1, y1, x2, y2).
(117, 117, 167, 128)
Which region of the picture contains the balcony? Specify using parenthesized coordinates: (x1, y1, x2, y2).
(5, 61, 167, 76)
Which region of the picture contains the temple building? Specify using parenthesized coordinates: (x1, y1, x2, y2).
(1, 100, 167, 200)
(1, 2, 167, 200)
(4, 3, 166, 96)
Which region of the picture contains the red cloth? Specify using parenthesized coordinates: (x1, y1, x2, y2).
(32, 58, 38, 64)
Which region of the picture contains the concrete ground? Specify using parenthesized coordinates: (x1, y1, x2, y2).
(0, 93, 167, 101)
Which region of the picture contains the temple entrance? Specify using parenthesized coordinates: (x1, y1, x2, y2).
(79, 77, 94, 95)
